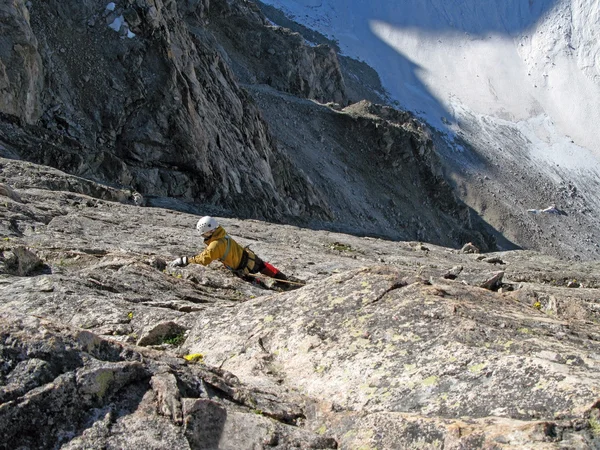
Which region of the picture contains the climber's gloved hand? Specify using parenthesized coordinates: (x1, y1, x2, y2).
(169, 256, 189, 267)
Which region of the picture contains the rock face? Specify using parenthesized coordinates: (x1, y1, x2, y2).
(205, 0, 347, 105)
(1, 0, 600, 446)
(248, 90, 494, 249)
(2, 158, 600, 448)
(0, 0, 43, 122)
(0, 313, 334, 450)
(0, 0, 331, 222)
(0, 0, 495, 251)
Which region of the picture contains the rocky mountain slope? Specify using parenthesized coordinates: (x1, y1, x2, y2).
(2, 157, 600, 448)
(255, 0, 600, 262)
(2, 0, 600, 448)
(0, 0, 497, 251)
(1, 0, 333, 221)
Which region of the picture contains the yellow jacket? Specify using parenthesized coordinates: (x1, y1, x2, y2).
(188, 226, 246, 270)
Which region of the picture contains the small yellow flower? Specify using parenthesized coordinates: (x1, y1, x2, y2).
(184, 353, 204, 363)
(533, 301, 541, 310)
(127, 311, 134, 320)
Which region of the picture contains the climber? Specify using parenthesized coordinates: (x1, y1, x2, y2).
(168, 216, 293, 288)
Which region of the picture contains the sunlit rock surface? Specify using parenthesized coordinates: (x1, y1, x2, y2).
(2, 157, 600, 448)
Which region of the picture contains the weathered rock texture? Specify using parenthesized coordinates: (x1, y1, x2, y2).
(247, 90, 494, 249)
(205, 0, 347, 105)
(0, 313, 335, 450)
(2, 0, 600, 446)
(0, 0, 494, 252)
(0, 0, 332, 223)
(0, 0, 43, 123)
(2, 158, 600, 448)
(254, 0, 388, 105)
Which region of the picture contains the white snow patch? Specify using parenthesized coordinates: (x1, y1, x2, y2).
(528, 205, 562, 214)
(514, 115, 597, 170)
(265, 18, 280, 28)
(105, 2, 116, 11)
(107, 14, 136, 39)
(108, 15, 124, 32)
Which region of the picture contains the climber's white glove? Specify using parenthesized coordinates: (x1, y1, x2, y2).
(169, 256, 189, 267)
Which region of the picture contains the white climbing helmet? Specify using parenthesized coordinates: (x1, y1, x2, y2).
(196, 216, 219, 236)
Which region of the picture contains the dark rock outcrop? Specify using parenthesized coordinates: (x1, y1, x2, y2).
(204, 0, 347, 105)
(0, 0, 43, 123)
(0, 0, 331, 222)
(248, 89, 495, 250)
(0, 0, 495, 250)
(255, 0, 388, 105)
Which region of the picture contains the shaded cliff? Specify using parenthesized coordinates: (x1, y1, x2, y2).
(0, 0, 495, 250)
(0, 0, 332, 222)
